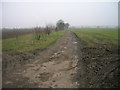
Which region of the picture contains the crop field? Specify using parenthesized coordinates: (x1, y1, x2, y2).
(72, 28, 118, 47)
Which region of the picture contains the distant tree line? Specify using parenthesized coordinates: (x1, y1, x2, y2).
(2, 28, 33, 39)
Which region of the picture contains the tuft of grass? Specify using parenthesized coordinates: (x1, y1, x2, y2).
(2, 31, 65, 52)
(72, 28, 118, 47)
(0, 39, 2, 51)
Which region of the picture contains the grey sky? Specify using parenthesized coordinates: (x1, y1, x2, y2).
(2, 1, 118, 28)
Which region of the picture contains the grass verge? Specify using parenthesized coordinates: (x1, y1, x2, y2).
(2, 31, 65, 52)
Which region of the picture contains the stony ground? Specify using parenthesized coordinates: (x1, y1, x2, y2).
(2, 31, 120, 88)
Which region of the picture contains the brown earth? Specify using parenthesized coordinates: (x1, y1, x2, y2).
(2, 31, 120, 88)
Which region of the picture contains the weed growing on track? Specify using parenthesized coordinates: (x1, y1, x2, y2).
(2, 31, 65, 52)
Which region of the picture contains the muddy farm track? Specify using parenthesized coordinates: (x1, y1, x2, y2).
(3, 31, 120, 88)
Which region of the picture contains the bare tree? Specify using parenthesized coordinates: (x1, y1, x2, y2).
(45, 24, 56, 35)
(44, 26, 51, 35)
(34, 27, 41, 40)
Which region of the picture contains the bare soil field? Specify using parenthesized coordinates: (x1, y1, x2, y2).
(2, 31, 120, 88)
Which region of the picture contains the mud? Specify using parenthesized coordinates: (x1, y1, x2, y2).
(77, 40, 120, 88)
(2, 31, 120, 88)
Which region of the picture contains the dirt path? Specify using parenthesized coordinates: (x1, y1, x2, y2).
(3, 31, 82, 88)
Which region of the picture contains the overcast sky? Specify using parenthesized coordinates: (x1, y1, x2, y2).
(1, 0, 118, 28)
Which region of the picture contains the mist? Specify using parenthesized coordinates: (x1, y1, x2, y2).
(2, 1, 118, 28)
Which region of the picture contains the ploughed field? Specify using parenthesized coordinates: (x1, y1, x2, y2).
(2, 28, 119, 88)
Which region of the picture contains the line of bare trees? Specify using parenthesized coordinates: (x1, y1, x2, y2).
(2, 25, 58, 40)
(2, 20, 70, 40)
(34, 25, 56, 40)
